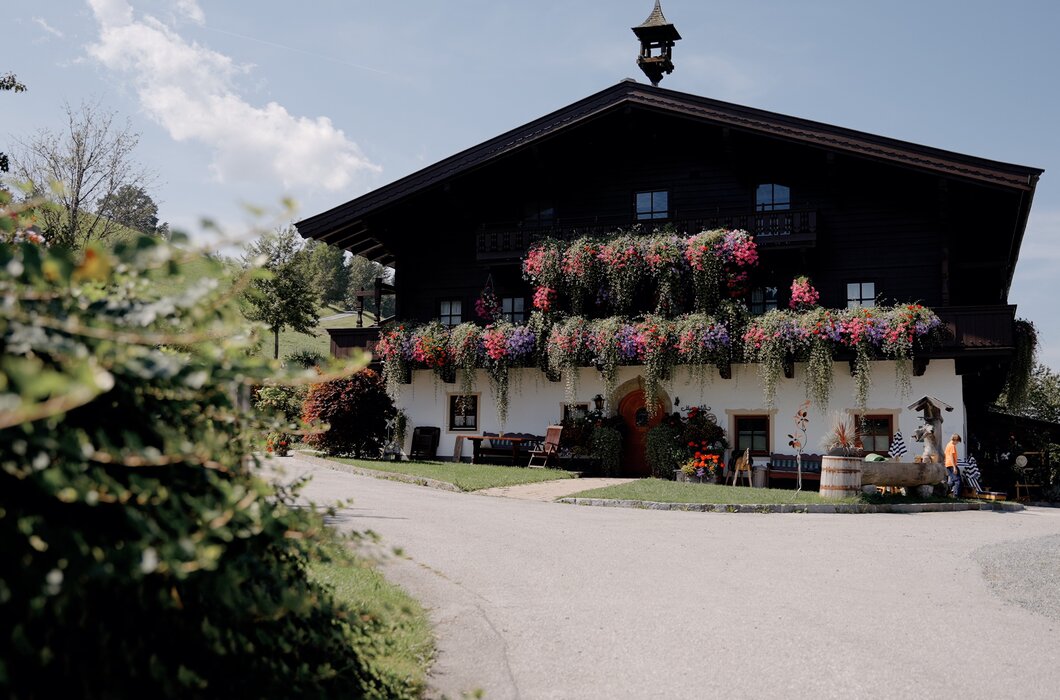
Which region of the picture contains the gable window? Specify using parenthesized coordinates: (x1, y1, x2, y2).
(755, 183, 791, 212)
(749, 286, 779, 316)
(439, 299, 462, 327)
(734, 415, 770, 456)
(846, 282, 876, 308)
(635, 190, 669, 221)
(857, 415, 893, 453)
(449, 394, 478, 431)
(501, 296, 525, 323)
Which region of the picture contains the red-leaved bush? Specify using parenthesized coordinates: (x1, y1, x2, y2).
(302, 369, 395, 456)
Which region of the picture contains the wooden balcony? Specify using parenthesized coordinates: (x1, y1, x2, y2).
(327, 306, 1018, 366)
(329, 327, 381, 364)
(933, 305, 1017, 354)
(476, 207, 817, 261)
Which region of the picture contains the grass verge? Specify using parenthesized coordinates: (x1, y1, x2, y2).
(568, 479, 980, 505)
(568, 479, 844, 504)
(330, 457, 576, 491)
(308, 538, 433, 697)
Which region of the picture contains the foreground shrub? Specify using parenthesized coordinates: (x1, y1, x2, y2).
(303, 369, 395, 456)
(0, 229, 419, 698)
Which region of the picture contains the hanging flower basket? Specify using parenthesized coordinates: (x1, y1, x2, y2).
(598, 234, 645, 314)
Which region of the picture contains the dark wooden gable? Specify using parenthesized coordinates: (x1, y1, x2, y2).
(297, 80, 1042, 313)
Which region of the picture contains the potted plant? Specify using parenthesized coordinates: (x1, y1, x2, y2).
(820, 413, 864, 500)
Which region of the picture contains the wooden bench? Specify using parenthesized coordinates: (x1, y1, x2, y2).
(470, 432, 544, 465)
(767, 453, 823, 489)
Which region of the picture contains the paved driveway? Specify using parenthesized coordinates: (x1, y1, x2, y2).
(277, 456, 1060, 700)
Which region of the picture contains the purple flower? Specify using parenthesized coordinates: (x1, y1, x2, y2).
(699, 325, 730, 351)
(507, 327, 536, 357)
(616, 324, 641, 361)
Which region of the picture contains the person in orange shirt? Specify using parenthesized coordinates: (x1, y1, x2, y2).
(944, 433, 962, 497)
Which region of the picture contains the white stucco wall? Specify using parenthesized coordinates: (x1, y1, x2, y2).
(395, 359, 965, 462)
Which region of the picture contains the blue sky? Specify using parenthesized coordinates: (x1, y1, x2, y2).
(6, 0, 1060, 368)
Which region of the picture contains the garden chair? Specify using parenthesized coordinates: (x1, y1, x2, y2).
(409, 426, 440, 460)
(527, 426, 562, 468)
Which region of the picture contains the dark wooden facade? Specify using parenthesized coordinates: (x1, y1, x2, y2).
(297, 80, 1042, 403)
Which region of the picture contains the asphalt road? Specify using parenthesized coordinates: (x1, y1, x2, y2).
(277, 456, 1060, 700)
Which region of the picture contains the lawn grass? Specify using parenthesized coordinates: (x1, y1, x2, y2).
(330, 457, 576, 491)
(267, 304, 372, 361)
(308, 540, 433, 696)
(568, 479, 848, 504)
(568, 479, 980, 505)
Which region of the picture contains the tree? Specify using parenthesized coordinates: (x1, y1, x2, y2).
(346, 254, 395, 318)
(97, 184, 169, 237)
(303, 238, 350, 305)
(242, 227, 319, 359)
(998, 362, 1060, 424)
(0, 72, 27, 173)
(12, 100, 154, 249)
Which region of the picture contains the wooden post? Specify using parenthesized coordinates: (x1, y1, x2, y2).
(374, 277, 383, 323)
(357, 293, 365, 328)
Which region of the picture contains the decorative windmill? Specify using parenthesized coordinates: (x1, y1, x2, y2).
(632, 1, 682, 86)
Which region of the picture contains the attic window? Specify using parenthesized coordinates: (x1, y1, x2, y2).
(755, 183, 790, 212)
(522, 200, 555, 227)
(635, 190, 669, 221)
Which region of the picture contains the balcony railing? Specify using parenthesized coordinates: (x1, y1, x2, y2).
(476, 207, 817, 261)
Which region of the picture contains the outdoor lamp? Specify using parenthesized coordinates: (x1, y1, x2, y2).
(593, 394, 605, 412)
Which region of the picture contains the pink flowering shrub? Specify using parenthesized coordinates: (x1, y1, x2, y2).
(789, 276, 820, 311)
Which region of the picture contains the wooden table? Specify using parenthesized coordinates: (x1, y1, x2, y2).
(462, 435, 539, 465)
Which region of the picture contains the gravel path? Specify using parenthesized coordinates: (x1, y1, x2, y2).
(973, 533, 1060, 622)
(274, 456, 1060, 700)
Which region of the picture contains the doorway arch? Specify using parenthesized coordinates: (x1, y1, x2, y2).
(612, 378, 671, 477)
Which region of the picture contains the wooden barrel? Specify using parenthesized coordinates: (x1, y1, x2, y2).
(820, 455, 863, 500)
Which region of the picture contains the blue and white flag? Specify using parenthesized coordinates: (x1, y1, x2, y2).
(888, 431, 908, 460)
(959, 456, 982, 492)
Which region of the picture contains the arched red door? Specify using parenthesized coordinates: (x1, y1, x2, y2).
(618, 389, 663, 477)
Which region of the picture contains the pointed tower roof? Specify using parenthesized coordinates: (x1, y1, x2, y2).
(633, 1, 681, 40)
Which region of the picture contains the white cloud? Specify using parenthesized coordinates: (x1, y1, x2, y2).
(33, 17, 65, 38)
(86, 0, 379, 191)
(175, 0, 204, 24)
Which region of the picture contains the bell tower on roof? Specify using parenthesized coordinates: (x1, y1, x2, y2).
(632, 0, 682, 86)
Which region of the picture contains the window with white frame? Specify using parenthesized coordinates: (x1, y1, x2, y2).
(635, 190, 669, 221)
(846, 282, 876, 308)
(501, 296, 525, 323)
(749, 286, 779, 316)
(439, 299, 462, 327)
